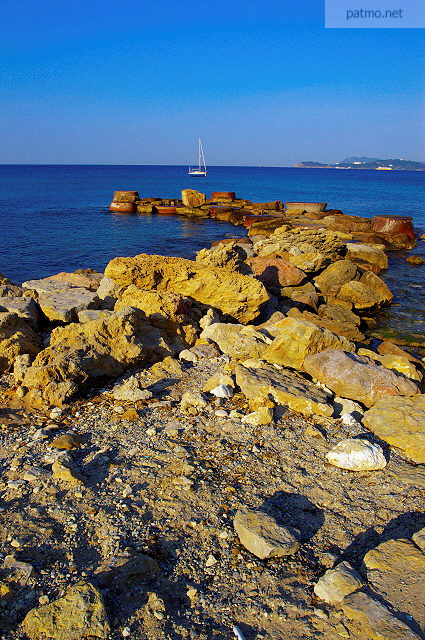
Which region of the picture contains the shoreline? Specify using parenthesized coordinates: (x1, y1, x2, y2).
(0, 188, 424, 640)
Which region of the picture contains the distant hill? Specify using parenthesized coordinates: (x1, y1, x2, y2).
(295, 157, 425, 171)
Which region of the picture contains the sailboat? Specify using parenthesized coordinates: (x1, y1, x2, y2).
(188, 138, 207, 176)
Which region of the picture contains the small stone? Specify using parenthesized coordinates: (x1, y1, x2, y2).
(10, 539, 23, 549)
(205, 554, 217, 567)
(122, 627, 131, 637)
(50, 407, 63, 419)
(180, 391, 207, 413)
(215, 409, 228, 417)
(326, 439, 387, 471)
(241, 407, 273, 426)
(38, 595, 49, 605)
(179, 349, 198, 363)
(340, 413, 362, 428)
(52, 460, 85, 485)
(209, 384, 233, 398)
(234, 508, 299, 559)
(50, 434, 87, 451)
(314, 561, 364, 603)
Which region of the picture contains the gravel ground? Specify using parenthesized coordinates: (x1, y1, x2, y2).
(0, 357, 424, 640)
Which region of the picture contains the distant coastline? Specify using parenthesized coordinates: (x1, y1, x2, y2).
(295, 157, 425, 171)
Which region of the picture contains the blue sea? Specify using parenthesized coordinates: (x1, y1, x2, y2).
(0, 165, 424, 335)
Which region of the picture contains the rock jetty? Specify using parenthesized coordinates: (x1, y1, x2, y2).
(0, 189, 424, 640)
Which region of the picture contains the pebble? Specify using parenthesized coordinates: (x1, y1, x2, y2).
(38, 595, 49, 605)
(205, 554, 217, 567)
(215, 409, 228, 417)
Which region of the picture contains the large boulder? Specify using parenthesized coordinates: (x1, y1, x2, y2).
(235, 363, 333, 417)
(115, 286, 198, 347)
(362, 395, 425, 463)
(304, 349, 420, 408)
(0, 312, 41, 373)
(104, 254, 269, 324)
(200, 323, 269, 360)
(314, 260, 360, 296)
(345, 243, 388, 273)
(246, 257, 306, 288)
(181, 188, 206, 208)
(0, 273, 24, 297)
(43, 271, 103, 291)
(22, 582, 110, 640)
(364, 539, 425, 630)
(22, 308, 172, 407)
(337, 271, 393, 311)
(287, 308, 365, 342)
(256, 228, 346, 261)
(357, 348, 422, 381)
(262, 318, 355, 371)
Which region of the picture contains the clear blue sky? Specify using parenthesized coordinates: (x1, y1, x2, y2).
(1, 0, 424, 165)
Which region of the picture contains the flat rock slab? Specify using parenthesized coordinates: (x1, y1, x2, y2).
(22, 581, 110, 640)
(235, 362, 333, 417)
(362, 395, 425, 463)
(364, 539, 425, 630)
(313, 561, 364, 603)
(0, 296, 39, 328)
(304, 349, 420, 408)
(234, 508, 300, 559)
(342, 591, 422, 640)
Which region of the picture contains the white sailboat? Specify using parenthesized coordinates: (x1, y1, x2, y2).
(188, 138, 207, 176)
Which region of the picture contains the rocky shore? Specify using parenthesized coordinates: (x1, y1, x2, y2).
(0, 189, 424, 640)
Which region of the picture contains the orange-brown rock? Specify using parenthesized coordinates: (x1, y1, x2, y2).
(211, 191, 235, 202)
(112, 190, 139, 203)
(104, 254, 269, 324)
(251, 201, 284, 211)
(246, 257, 306, 289)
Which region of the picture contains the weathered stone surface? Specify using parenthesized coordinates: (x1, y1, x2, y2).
(113, 190, 139, 203)
(337, 272, 393, 311)
(364, 539, 425, 630)
(314, 260, 360, 296)
(196, 242, 249, 272)
(22, 308, 171, 407)
(412, 527, 425, 552)
(256, 228, 346, 261)
(115, 286, 198, 347)
(241, 406, 274, 426)
(262, 318, 355, 371)
(0, 312, 41, 374)
(251, 200, 283, 211)
(52, 459, 85, 485)
(111, 376, 153, 402)
(181, 188, 206, 208)
(246, 257, 306, 288)
(362, 395, 425, 463)
(96, 276, 123, 310)
(377, 341, 421, 363)
(50, 434, 87, 450)
(0, 296, 39, 328)
(234, 508, 299, 559)
(286, 308, 365, 342)
(105, 254, 269, 324)
(23, 278, 100, 323)
(77, 309, 114, 323)
(358, 348, 422, 381)
(0, 273, 23, 297)
(286, 251, 330, 273)
(326, 439, 387, 471)
(13, 353, 32, 382)
(45, 271, 103, 291)
(345, 243, 388, 273)
(200, 323, 269, 360)
(304, 349, 420, 408)
(22, 581, 110, 640)
(235, 363, 333, 417)
(342, 591, 421, 640)
(314, 561, 364, 603)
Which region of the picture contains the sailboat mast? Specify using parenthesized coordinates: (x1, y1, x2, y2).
(198, 137, 202, 170)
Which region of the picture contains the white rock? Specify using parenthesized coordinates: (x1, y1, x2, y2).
(209, 384, 233, 398)
(215, 409, 228, 417)
(314, 561, 364, 603)
(340, 412, 362, 428)
(326, 438, 387, 471)
(205, 554, 217, 567)
(179, 349, 198, 363)
(50, 407, 63, 419)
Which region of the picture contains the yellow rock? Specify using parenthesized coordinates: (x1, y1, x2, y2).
(104, 254, 269, 324)
(262, 317, 355, 371)
(358, 348, 422, 381)
(364, 539, 425, 630)
(52, 460, 85, 486)
(22, 582, 110, 640)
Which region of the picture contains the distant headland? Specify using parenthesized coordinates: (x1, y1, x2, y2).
(295, 157, 425, 171)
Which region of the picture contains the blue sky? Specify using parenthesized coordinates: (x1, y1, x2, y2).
(1, 0, 424, 165)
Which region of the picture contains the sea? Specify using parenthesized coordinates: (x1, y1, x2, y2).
(0, 165, 424, 337)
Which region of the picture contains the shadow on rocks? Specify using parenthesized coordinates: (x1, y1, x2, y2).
(261, 491, 325, 542)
